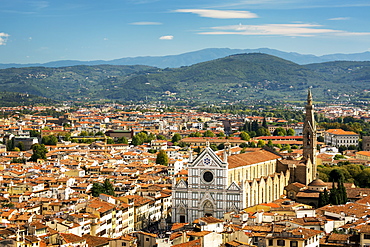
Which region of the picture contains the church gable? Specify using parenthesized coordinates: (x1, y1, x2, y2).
(227, 182, 241, 191)
(189, 147, 225, 169)
(175, 179, 188, 189)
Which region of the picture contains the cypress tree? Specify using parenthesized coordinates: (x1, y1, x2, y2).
(337, 179, 347, 204)
(329, 182, 339, 205)
(323, 188, 330, 206)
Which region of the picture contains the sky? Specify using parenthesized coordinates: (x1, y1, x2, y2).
(2, 0, 370, 64)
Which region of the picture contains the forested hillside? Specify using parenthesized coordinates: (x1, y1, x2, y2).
(0, 53, 369, 105)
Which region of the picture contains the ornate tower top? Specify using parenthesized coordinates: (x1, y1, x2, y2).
(307, 88, 312, 105)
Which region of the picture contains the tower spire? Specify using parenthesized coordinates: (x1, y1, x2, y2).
(307, 88, 312, 105)
(303, 88, 317, 184)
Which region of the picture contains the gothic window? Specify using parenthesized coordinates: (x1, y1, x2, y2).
(307, 132, 311, 145)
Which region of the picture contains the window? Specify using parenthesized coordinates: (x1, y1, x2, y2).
(277, 240, 285, 246)
(290, 241, 298, 247)
(268, 239, 273, 246)
(364, 234, 370, 239)
(122, 243, 127, 247)
(146, 237, 150, 241)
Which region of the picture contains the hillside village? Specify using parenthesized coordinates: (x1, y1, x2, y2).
(0, 100, 369, 247)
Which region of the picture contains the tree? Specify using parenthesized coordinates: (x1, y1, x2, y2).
(317, 136, 324, 142)
(117, 136, 128, 144)
(64, 133, 72, 142)
(157, 135, 166, 140)
(132, 132, 149, 146)
(262, 118, 268, 128)
(210, 144, 218, 151)
(329, 169, 344, 182)
(79, 131, 89, 136)
(217, 132, 225, 137)
(329, 182, 339, 205)
(267, 140, 274, 148)
(287, 128, 295, 136)
(6, 138, 14, 151)
(106, 138, 114, 144)
(17, 141, 25, 151)
(29, 144, 48, 162)
(42, 135, 58, 145)
(91, 183, 105, 197)
(338, 146, 347, 153)
(240, 131, 250, 141)
(337, 179, 347, 204)
(156, 150, 169, 166)
(172, 133, 182, 143)
(203, 130, 215, 137)
(256, 127, 271, 137)
(91, 179, 115, 197)
(257, 140, 265, 148)
(30, 130, 41, 137)
(273, 127, 287, 136)
(356, 169, 370, 187)
(103, 179, 115, 196)
(189, 132, 202, 137)
(95, 131, 104, 136)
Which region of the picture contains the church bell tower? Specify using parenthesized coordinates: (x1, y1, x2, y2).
(303, 89, 317, 181)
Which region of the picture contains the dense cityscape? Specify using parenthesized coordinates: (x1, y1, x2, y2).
(0, 92, 367, 246)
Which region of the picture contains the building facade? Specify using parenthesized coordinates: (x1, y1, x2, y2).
(172, 146, 243, 223)
(172, 89, 317, 223)
(324, 129, 359, 148)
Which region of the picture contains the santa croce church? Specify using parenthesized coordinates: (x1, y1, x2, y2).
(172, 90, 318, 223)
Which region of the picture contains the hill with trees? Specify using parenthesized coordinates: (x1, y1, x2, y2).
(0, 53, 369, 105)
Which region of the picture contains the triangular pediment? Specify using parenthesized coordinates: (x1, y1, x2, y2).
(189, 147, 226, 168)
(176, 179, 188, 189)
(227, 181, 241, 191)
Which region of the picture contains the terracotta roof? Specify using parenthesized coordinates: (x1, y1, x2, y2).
(172, 239, 201, 247)
(327, 233, 351, 241)
(81, 234, 111, 247)
(326, 129, 358, 135)
(228, 150, 281, 169)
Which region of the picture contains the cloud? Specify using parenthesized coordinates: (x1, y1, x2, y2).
(198, 23, 370, 37)
(175, 9, 258, 19)
(159, 35, 174, 40)
(103, 38, 108, 41)
(130, 22, 162, 25)
(30, 1, 49, 10)
(328, 17, 350, 21)
(0, 33, 10, 45)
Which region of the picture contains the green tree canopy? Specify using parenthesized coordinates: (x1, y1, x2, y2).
(156, 150, 169, 166)
(287, 128, 295, 136)
(29, 144, 48, 162)
(240, 131, 250, 141)
(91, 179, 115, 197)
(172, 133, 182, 143)
(203, 130, 215, 137)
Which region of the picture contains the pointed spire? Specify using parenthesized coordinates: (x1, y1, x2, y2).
(307, 88, 312, 105)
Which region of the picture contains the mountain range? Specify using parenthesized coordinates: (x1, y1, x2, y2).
(2, 48, 370, 69)
(1, 53, 370, 105)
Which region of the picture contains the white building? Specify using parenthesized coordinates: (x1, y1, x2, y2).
(324, 129, 359, 148)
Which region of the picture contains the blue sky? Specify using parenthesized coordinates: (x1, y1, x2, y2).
(1, 0, 370, 63)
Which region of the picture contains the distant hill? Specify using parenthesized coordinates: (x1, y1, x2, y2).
(2, 48, 370, 69)
(0, 91, 57, 107)
(1, 53, 369, 105)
